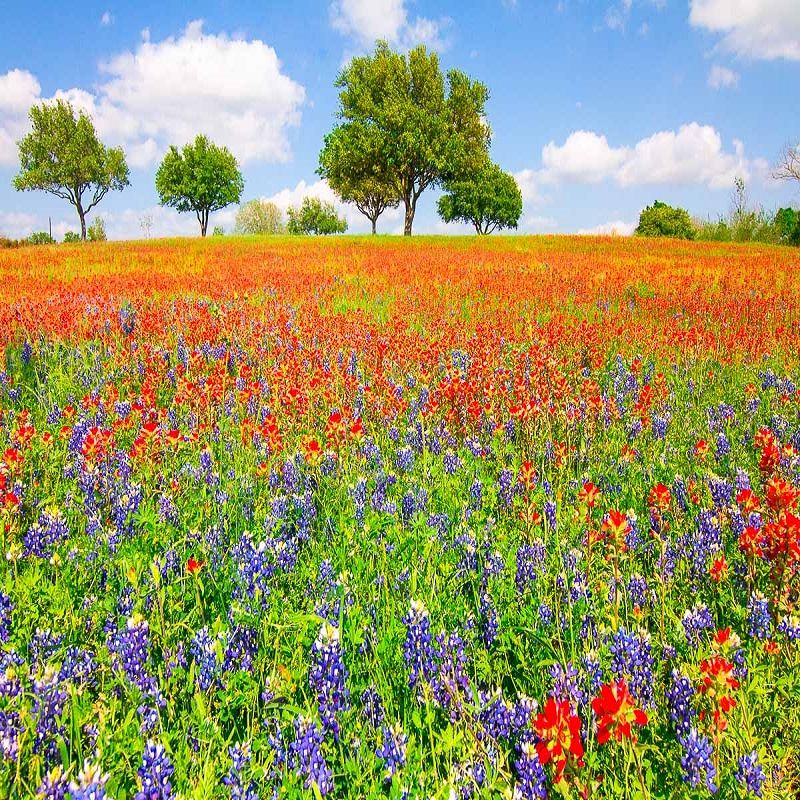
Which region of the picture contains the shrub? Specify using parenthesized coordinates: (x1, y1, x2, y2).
(635, 201, 696, 239)
(28, 231, 55, 245)
(234, 200, 285, 235)
(62, 231, 82, 243)
(87, 218, 107, 242)
(287, 197, 347, 235)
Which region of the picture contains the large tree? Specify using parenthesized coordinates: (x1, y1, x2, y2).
(13, 100, 129, 241)
(318, 122, 400, 234)
(333, 41, 490, 236)
(438, 162, 522, 234)
(635, 201, 696, 240)
(155, 135, 243, 237)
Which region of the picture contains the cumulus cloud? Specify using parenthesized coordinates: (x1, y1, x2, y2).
(0, 21, 306, 170)
(707, 64, 739, 89)
(330, 0, 452, 50)
(576, 220, 636, 236)
(100, 11, 113, 26)
(534, 123, 764, 189)
(0, 210, 39, 238)
(689, 0, 800, 61)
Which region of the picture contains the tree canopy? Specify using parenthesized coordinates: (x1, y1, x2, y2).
(155, 135, 244, 237)
(437, 162, 522, 234)
(331, 41, 490, 235)
(318, 122, 400, 234)
(635, 201, 696, 240)
(287, 197, 347, 235)
(235, 200, 285, 235)
(13, 100, 129, 240)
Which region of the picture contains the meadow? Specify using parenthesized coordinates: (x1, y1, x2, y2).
(0, 234, 799, 799)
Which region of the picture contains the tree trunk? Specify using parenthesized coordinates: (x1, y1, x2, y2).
(200, 209, 208, 237)
(78, 204, 87, 241)
(403, 196, 416, 236)
(371, 217, 377, 235)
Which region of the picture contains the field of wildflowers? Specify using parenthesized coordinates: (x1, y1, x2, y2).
(0, 234, 799, 799)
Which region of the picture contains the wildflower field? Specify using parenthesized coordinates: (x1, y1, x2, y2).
(1, 234, 799, 799)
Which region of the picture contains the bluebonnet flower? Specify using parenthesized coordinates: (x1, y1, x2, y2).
(679, 728, 717, 793)
(610, 627, 655, 708)
(35, 767, 69, 799)
(735, 751, 767, 797)
(778, 615, 800, 641)
(109, 614, 155, 694)
(222, 743, 259, 800)
(0, 710, 22, 760)
(361, 686, 385, 728)
(515, 541, 545, 594)
(513, 739, 548, 799)
(443, 450, 462, 475)
(748, 592, 771, 640)
(190, 626, 220, 691)
(135, 740, 175, 800)
(478, 689, 514, 741)
(0, 591, 12, 642)
(682, 604, 715, 646)
(396, 446, 414, 472)
(480, 591, 499, 647)
(402, 600, 436, 691)
(544, 500, 557, 530)
(549, 661, 586, 708)
(309, 622, 349, 738)
(21, 340, 32, 364)
(666, 669, 696, 737)
(32, 665, 69, 763)
(538, 602, 553, 627)
(376, 723, 407, 782)
(715, 433, 731, 459)
(290, 716, 333, 796)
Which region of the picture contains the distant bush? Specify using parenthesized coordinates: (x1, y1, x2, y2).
(28, 231, 55, 245)
(235, 200, 285, 235)
(635, 201, 696, 239)
(212, 226, 225, 237)
(287, 197, 347, 235)
(0, 236, 24, 249)
(87, 218, 107, 242)
(774, 207, 800, 245)
(693, 217, 731, 242)
(62, 231, 82, 243)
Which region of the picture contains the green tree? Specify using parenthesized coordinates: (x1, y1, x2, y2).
(318, 122, 400, 234)
(27, 231, 55, 245)
(635, 201, 696, 239)
(437, 162, 522, 234)
(774, 207, 800, 245)
(333, 41, 490, 236)
(62, 231, 82, 243)
(286, 197, 347, 235)
(155, 135, 244, 237)
(13, 100, 129, 241)
(87, 217, 107, 242)
(234, 200, 285, 235)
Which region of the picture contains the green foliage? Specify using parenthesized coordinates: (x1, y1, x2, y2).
(13, 99, 129, 240)
(212, 225, 225, 237)
(62, 231, 82, 243)
(27, 231, 55, 245)
(87, 217, 107, 242)
(286, 197, 348, 235)
(333, 41, 490, 235)
(318, 122, 400, 234)
(0, 236, 24, 249)
(155, 134, 244, 237)
(234, 200, 285, 235)
(635, 201, 696, 240)
(774, 207, 800, 245)
(693, 216, 732, 242)
(437, 161, 522, 234)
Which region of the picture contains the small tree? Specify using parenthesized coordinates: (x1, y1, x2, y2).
(437, 162, 522, 234)
(13, 100, 129, 240)
(773, 142, 800, 184)
(87, 217, 107, 242)
(287, 197, 347, 235)
(635, 201, 696, 239)
(774, 207, 800, 244)
(155, 135, 244, 237)
(28, 231, 55, 245)
(235, 200, 285, 235)
(318, 122, 400, 234)
(62, 231, 82, 243)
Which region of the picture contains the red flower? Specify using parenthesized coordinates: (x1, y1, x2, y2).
(591, 679, 648, 745)
(601, 510, 631, 553)
(579, 481, 601, 508)
(187, 557, 204, 575)
(709, 556, 728, 582)
(533, 697, 584, 781)
(518, 460, 537, 492)
(647, 483, 671, 512)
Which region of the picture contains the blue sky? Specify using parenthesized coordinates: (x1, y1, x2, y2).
(0, 0, 798, 238)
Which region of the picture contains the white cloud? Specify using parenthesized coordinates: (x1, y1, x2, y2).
(689, 0, 800, 61)
(100, 11, 113, 26)
(541, 130, 629, 184)
(707, 64, 739, 89)
(536, 123, 763, 189)
(513, 168, 545, 205)
(521, 214, 558, 231)
(330, 0, 451, 50)
(0, 21, 306, 170)
(576, 220, 636, 236)
(0, 210, 39, 238)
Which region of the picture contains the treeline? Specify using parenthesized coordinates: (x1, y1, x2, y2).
(636, 179, 800, 245)
(6, 40, 523, 242)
